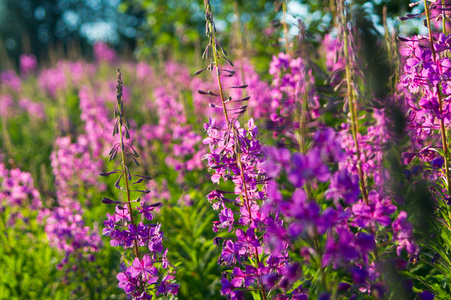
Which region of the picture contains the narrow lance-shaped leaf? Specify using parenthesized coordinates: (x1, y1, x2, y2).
(109, 146, 119, 161)
(132, 175, 152, 180)
(99, 169, 121, 176)
(194, 65, 211, 75)
(128, 153, 140, 167)
(127, 143, 140, 157)
(114, 173, 124, 190)
(131, 178, 144, 185)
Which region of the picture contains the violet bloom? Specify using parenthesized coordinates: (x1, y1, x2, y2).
(430, 156, 444, 169)
(45, 207, 101, 266)
(158, 275, 179, 295)
(264, 217, 289, 256)
(322, 34, 345, 72)
(129, 255, 159, 282)
(418, 290, 435, 300)
(213, 207, 235, 233)
(354, 232, 375, 252)
(219, 239, 245, 266)
(0, 163, 43, 228)
(288, 152, 330, 188)
(267, 52, 320, 132)
(38, 67, 67, 97)
(117, 271, 137, 294)
(239, 203, 267, 228)
(220, 277, 234, 295)
(262, 146, 291, 178)
(351, 190, 397, 228)
(313, 127, 346, 163)
(350, 265, 368, 284)
(322, 226, 359, 268)
(327, 169, 360, 205)
(231, 266, 256, 288)
(392, 211, 417, 256)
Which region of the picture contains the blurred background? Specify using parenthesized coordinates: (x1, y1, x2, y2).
(0, 0, 417, 73)
(0, 1, 441, 299)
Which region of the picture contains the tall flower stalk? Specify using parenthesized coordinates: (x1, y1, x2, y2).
(197, 1, 291, 299)
(399, 1, 451, 196)
(339, 0, 369, 205)
(100, 69, 178, 299)
(115, 70, 140, 258)
(423, 0, 451, 195)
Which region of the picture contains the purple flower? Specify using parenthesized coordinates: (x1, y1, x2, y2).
(102, 213, 116, 236)
(354, 232, 375, 252)
(313, 127, 346, 163)
(288, 152, 330, 188)
(158, 275, 179, 295)
(392, 211, 417, 256)
(350, 265, 368, 284)
(231, 266, 256, 288)
(117, 271, 137, 294)
(213, 207, 235, 233)
(431, 156, 444, 169)
(129, 255, 158, 282)
(327, 169, 360, 205)
(418, 290, 435, 300)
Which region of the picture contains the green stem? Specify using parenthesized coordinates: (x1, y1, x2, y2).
(210, 28, 231, 128)
(341, 4, 369, 205)
(340, 2, 380, 266)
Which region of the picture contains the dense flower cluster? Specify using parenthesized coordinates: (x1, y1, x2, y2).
(400, 33, 451, 138)
(44, 136, 104, 268)
(0, 162, 42, 226)
(337, 109, 389, 187)
(45, 206, 101, 269)
(203, 117, 295, 298)
(268, 52, 319, 134)
(79, 85, 117, 158)
(51, 136, 106, 201)
(138, 86, 204, 176)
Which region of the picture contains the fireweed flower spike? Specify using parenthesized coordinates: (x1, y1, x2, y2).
(338, 0, 369, 205)
(198, 1, 294, 299)
(100, 69, 178, 299)
(400, 0, 451, 196)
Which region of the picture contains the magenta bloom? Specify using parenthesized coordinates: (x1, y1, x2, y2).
(327, 169, 360, 205)
(288, 152, 330, 188)
(129, 255, 159, 282)
(117, 271, 137, 294)
(20, 54, 37, 76)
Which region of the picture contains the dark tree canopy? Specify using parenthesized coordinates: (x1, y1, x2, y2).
(0, 0, 414, 71)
